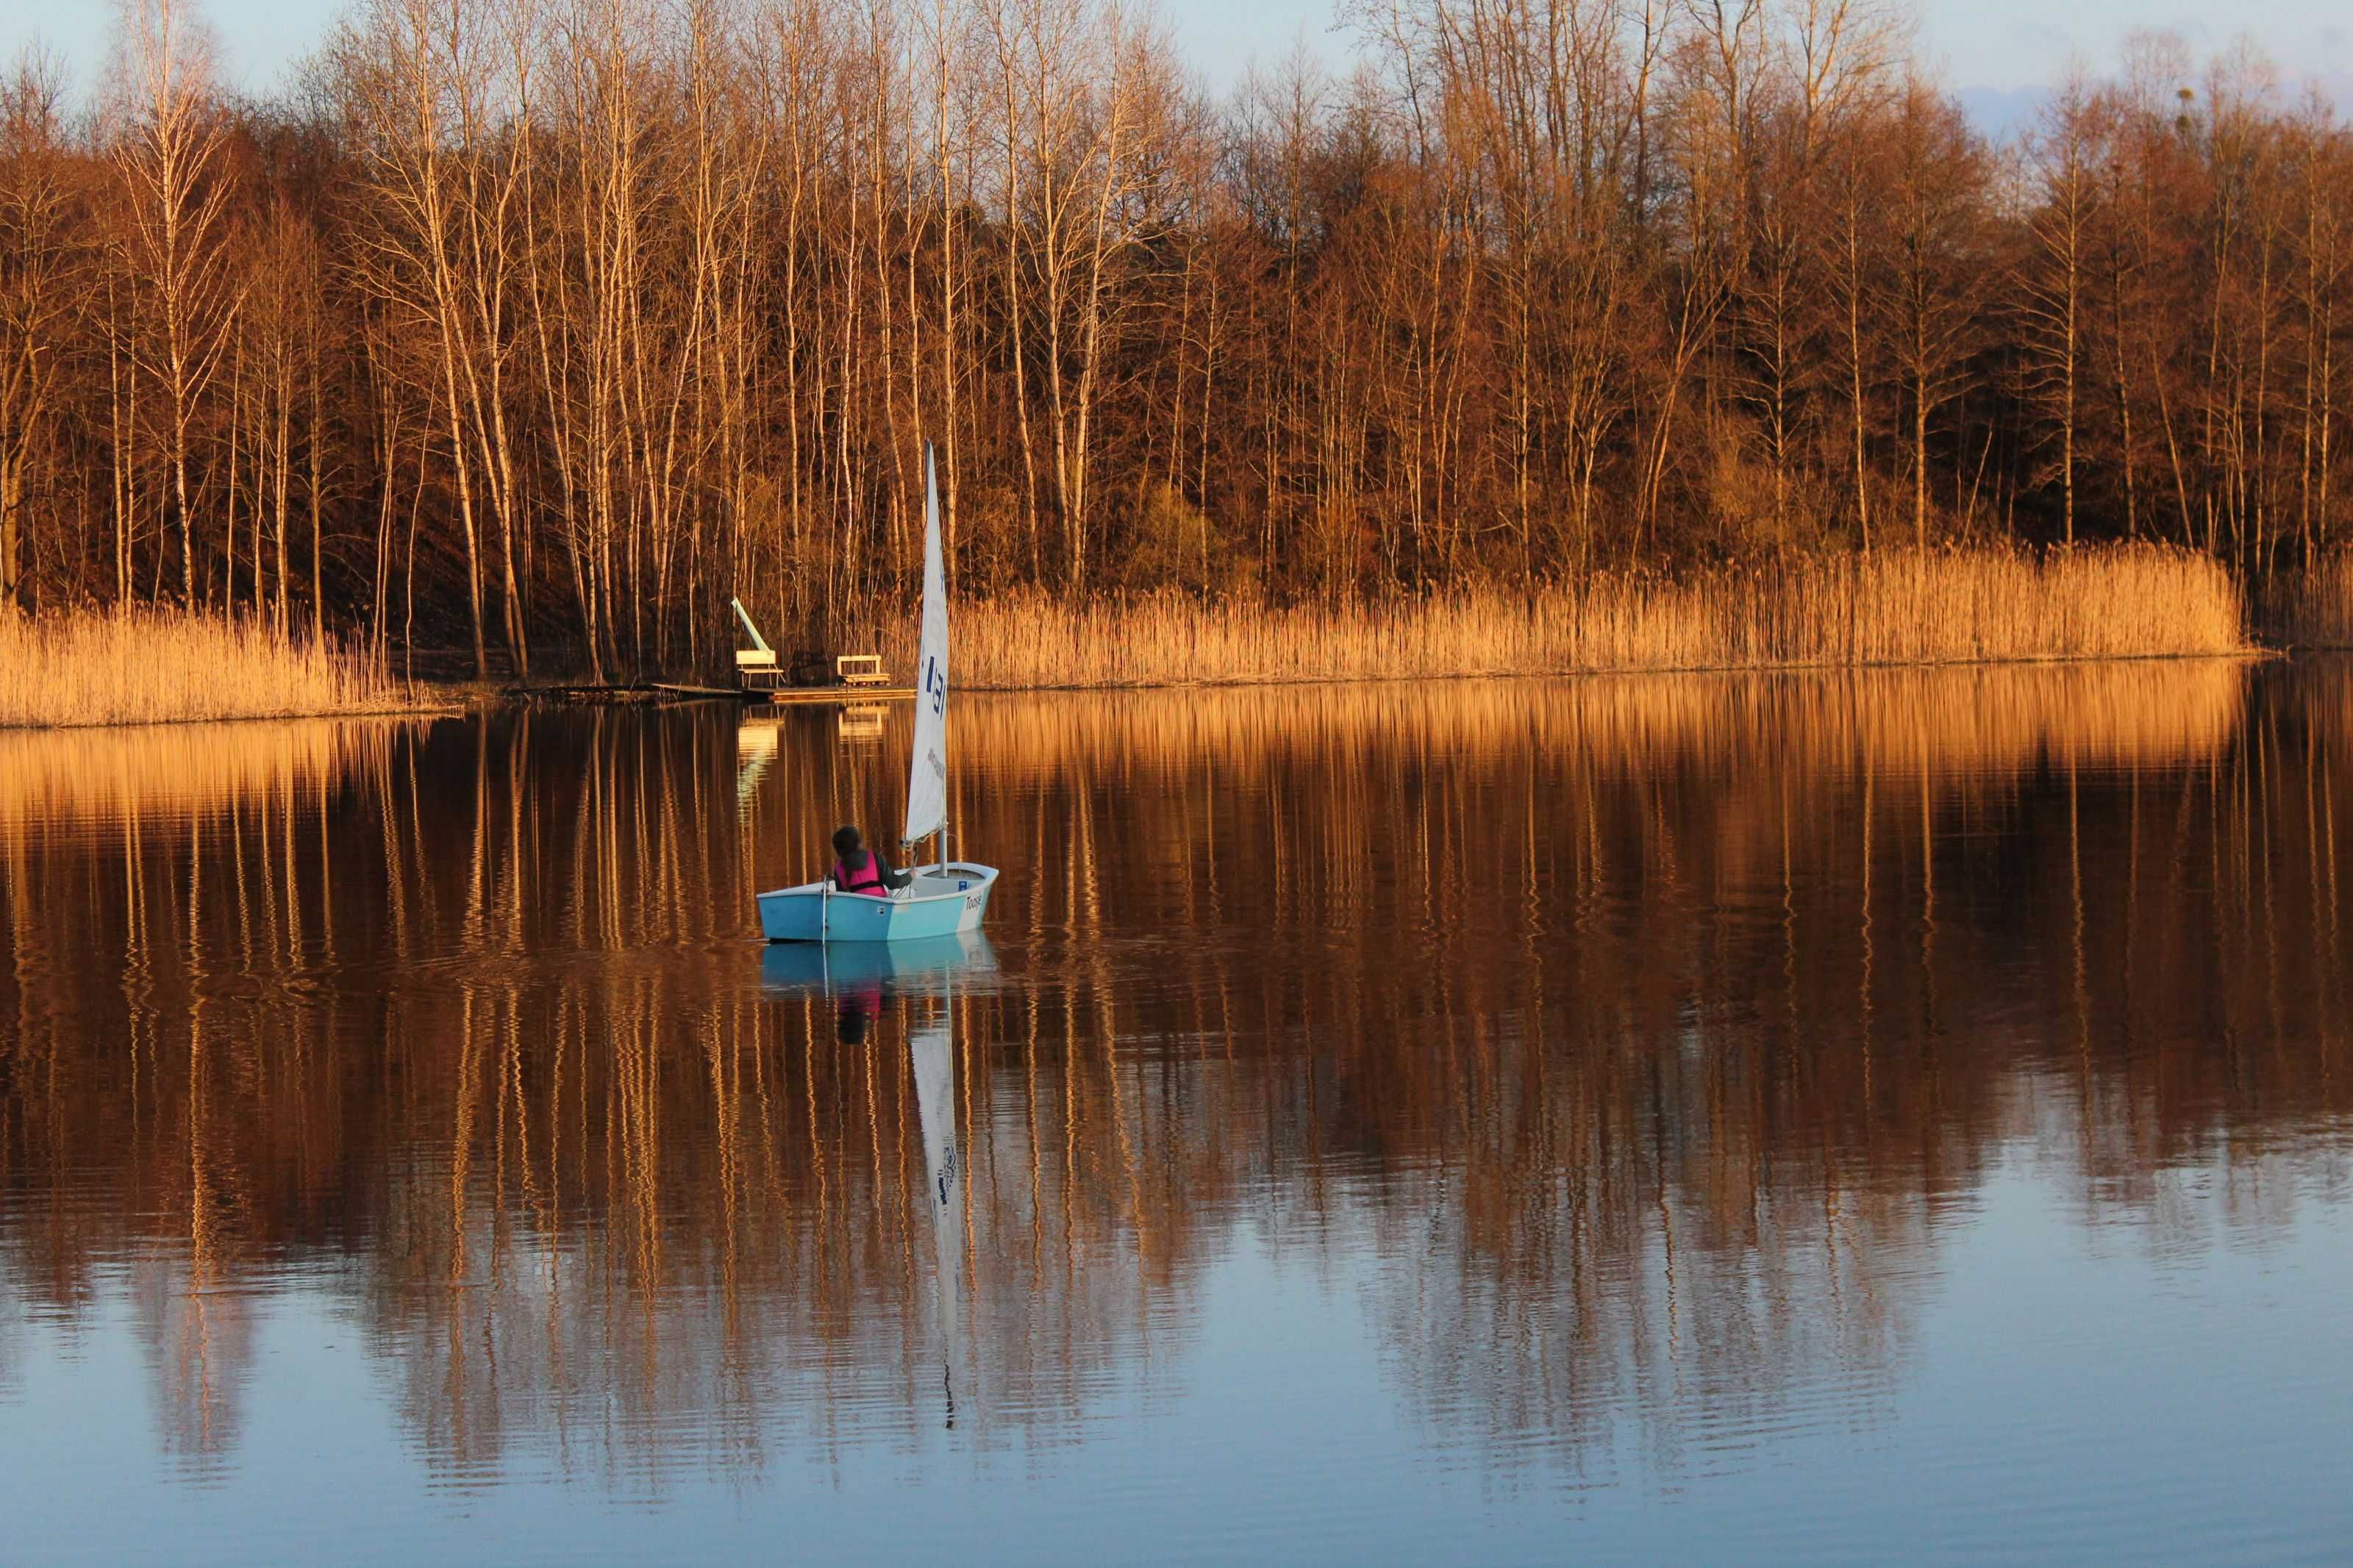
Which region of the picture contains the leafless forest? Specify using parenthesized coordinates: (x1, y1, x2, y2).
(0, 0, 2347, 678)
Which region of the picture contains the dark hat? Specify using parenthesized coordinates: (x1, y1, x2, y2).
(832, 824, 863, 858)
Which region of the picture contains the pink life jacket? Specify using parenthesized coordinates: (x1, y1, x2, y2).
(832, 851, 890, 898)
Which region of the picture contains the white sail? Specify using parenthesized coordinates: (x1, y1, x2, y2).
(909, 1013, 963, 1367)
(903, 443, 950, 847)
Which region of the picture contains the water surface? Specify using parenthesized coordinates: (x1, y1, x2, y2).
(4, 664, 2351, 1564)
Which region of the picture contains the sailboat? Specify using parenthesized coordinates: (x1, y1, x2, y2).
(757, 443, 999, 943)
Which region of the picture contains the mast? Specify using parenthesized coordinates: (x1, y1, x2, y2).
(904, 440, 951, 859)
(938, 441, 951, 872)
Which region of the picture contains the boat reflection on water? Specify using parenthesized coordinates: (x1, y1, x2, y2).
(760, 929, 999, 1044)
(757, 929, 999, 996)
(762, 928, 976, 1424)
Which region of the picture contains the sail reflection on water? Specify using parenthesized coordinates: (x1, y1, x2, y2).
(910, 1009, 966, 1426)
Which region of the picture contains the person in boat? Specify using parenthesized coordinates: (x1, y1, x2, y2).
(829, 825, 912, 898)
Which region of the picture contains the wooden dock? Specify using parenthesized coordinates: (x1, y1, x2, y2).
(649, 683, 754, 701)
(762, 685, 915, 706)
(557, 681, 915, 707)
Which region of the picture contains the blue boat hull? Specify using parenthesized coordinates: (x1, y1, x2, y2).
(757, 862, 997, 943)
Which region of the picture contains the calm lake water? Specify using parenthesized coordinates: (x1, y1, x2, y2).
(4, 664, 2352, 1565)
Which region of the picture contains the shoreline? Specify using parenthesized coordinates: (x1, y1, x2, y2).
(0, 701, 461, 734)
(961, 645, 2285, 692)
(0, 644, 2307, 734)
(2, 545, 2321, 729)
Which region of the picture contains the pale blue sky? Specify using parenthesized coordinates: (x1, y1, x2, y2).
(4, 0, 2346, 111)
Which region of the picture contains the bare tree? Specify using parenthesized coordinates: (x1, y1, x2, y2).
(0, 51, 82, 607)
(2022, 74, 2104, 545)
(1880, 75, 1989, 548)
(111, 0, 241, 607)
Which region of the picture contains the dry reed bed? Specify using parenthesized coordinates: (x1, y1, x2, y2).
(0, 609, 404, 728)
(954, 546, 2245, 689)
(954, 660, 2252, 787)
(0, 718, 409, 833)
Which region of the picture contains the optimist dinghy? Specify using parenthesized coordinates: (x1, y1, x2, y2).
(757, 444, 998, 943)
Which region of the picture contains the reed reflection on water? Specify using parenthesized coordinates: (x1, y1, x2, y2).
(2, 663, 2351, 1555)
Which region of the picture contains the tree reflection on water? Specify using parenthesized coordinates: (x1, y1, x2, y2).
(1, 660, 2348, 1489)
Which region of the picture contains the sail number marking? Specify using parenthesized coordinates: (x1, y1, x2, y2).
(923, 654, 947, 717)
